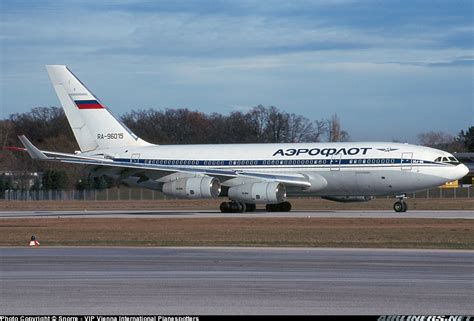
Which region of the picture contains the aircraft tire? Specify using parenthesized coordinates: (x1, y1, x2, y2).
(245, 203, 256, 212)
(401, 202, 408, 212)
(393, 201, 404, 212)
(265, 202, 292, 212)
(279, 201, 291, 212)
(220, 202, 231, 213)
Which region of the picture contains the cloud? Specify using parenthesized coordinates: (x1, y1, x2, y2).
(384, 56, 474, 68)
(0, 0, 472, 141)
(426, 57, 474, 68)
(2, 0, 471, 64)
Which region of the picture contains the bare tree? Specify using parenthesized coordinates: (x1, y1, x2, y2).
(417, 130, 469, 152)
(125, 105, 331, 144)
(246, 105, 270, 143)
(287, 114, 326, 143)
(0, 120, 14, 171)
(5, 107, 82, 188)
(8, 107, 74, 146)
(417, 131, 454, 148)
(327, 113, 350, 142)
(287, 114, 310, 143)
(265, 106, 289, 143)
(0, 120, 12, 148)
(311, 120, 327, 142)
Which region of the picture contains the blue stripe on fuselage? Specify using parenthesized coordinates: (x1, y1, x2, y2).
(113, 157, 447, 168)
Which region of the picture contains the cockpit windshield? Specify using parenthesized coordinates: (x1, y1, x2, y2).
(434, 156, 460, 165)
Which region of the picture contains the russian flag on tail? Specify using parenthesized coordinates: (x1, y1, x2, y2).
(74, 100, 104, 109)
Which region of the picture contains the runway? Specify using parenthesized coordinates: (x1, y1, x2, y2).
(1, 247, 472, 314)
(1, 209, 473, 219)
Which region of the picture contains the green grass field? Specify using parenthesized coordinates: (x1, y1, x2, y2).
(1, 217, 473, 249)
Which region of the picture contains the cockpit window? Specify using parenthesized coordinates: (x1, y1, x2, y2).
(448, 157, 460, 164)
(434, 156, 460, 165)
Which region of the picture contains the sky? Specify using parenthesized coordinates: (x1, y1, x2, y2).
(0, 0, 473, 142)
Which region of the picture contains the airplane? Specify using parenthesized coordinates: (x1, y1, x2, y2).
(18, 65, 469, 213)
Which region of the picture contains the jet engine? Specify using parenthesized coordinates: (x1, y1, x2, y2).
(162, 177, 221, 199)
(228, 182, 286, 204)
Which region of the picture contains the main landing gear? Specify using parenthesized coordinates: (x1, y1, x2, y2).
(393, 195, 408, 212)
(220, 201, 291, 213)
(266, 201, 292, 212)
(220, 201, 255, 213)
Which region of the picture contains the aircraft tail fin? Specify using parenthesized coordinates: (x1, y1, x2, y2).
(45, 65, 150, 152)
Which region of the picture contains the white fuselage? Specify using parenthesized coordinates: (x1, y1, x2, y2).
(86, 141, 468, 197)
(43, 65, 469, 202)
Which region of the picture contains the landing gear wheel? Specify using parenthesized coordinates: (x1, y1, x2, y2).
(280, 201, 292, 212)
(245, 203, 256, 212)
(220, 201, 247, 213)
(220, 202, 230, 213)
(393, 201, 408, 212)
(266, 202, 292, 212)
(393, 201, 403, 212)
(238, 202, 246, 213)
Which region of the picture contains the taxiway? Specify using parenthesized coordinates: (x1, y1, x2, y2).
(1, 247, 472, 314)
(1, 209, 473, 219)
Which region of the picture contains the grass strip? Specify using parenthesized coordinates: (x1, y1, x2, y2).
(1, 217, 473, 249)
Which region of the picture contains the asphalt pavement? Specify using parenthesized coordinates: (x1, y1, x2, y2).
(1, 247, 472, 314)
(1, 209, 473, 219)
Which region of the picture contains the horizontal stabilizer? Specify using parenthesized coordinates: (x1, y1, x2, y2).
(18, 135, 48, 160)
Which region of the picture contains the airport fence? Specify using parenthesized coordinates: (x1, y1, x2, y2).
(1, 186, 473, 201)
(2, 187, 166, 201)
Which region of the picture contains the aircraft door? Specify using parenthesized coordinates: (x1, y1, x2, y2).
(330, 154, 341, 171)
(401, 152, 413, 171)
(131, 153, 141, 164)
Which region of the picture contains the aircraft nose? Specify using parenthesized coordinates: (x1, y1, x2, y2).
(455, 163, 469, 180)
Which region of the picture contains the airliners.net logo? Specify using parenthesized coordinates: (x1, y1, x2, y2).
(377, 316, 471, 321)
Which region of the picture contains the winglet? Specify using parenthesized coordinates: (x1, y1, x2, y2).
(18, 135, 49, 160)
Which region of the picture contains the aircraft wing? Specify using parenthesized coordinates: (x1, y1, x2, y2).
(18, 135, 311, 188)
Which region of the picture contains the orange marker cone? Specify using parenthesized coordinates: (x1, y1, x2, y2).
(29, 235, 40, 247)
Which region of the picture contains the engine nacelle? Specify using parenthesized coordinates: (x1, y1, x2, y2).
(162, 177, 221, 199)
(228, 182, 286, 204)
(322, 196, 373, 203)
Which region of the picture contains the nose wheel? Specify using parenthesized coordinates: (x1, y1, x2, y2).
(393, 200, 408, 212)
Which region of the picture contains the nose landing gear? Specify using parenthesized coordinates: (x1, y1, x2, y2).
(393, 195, 408, 212)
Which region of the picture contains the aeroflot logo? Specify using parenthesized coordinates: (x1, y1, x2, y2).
(272, 147, 372, 157)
